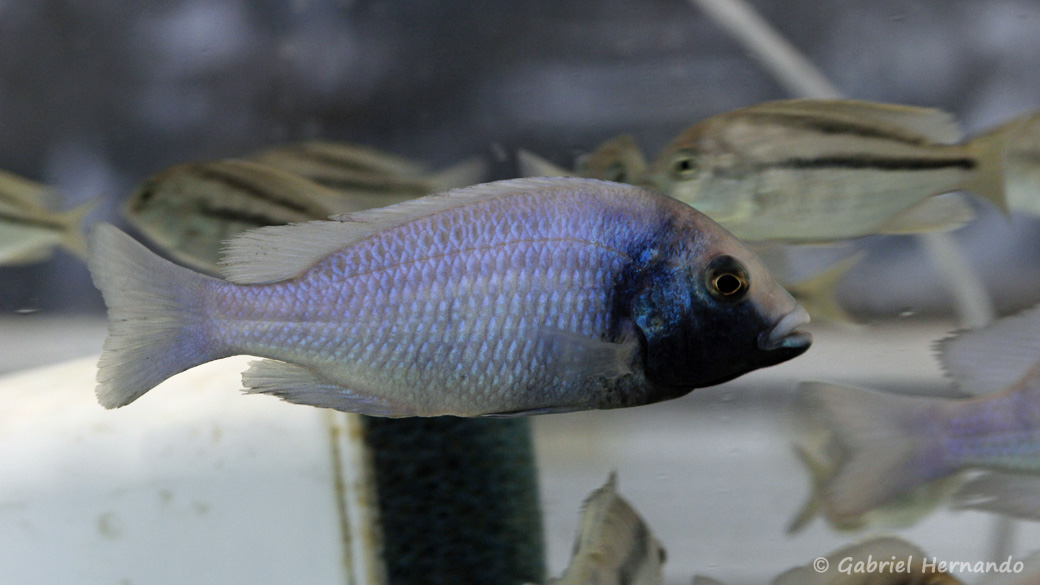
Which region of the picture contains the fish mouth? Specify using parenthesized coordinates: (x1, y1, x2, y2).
(759, 307, 813, 352)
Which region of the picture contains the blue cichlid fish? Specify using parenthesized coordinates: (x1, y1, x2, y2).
(643, 99, 1026, 242)
(89, 178, 811, 417)
(799, 303, 1040, 523)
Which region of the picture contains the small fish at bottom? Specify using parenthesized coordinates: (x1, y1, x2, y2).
(89, 177, 811, 417)
(539, 473, 665, 585)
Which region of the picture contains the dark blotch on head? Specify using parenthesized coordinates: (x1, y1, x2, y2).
(611, 240, 807, 402)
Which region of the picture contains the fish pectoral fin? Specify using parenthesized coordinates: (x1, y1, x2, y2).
(241, 359, 416, 417)
(538, 327, 638, 381)
(874, 193, 976, 235)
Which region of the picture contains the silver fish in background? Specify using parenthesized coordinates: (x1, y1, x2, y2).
(90, 178, 811, 417)
(542, 473, 665, 585)
(124, 148, 486, 274)
(249, 140, 487, 201)
(644, 99, 1024, 243)
(0, 170, 93, 264)
(517, 135, 648, 183)
(124, 159, 369, 273)
(249, 140, 431, 178)
(799, 303, 1040, 524)
(0, 169, 63, 211)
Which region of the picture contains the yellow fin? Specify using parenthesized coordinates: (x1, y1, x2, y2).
(985, 111, 1040, 216)
(786, 252, 864, 324)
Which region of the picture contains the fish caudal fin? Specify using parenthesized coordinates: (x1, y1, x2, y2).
(985, 111, 1040, 218)
(58, 198, 98, 259)
(88, 224, 224, 408)
(965, 119, 1020, 214)
(798, 382, 951, 522)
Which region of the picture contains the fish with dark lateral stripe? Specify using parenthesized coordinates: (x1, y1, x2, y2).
(644, 99, 1031, 242)
(89, 178, 810, 417)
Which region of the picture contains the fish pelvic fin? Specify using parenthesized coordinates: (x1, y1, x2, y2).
(798, 382, 952, 523)
(88, 223, 224, 408)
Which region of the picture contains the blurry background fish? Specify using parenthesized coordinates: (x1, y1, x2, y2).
(2, 1, 1040, 318)
(0, 170, 93, 265)
(537, 473, 666, 585)
(794, 303, 1040, 529)
(122, 145, 485, 273)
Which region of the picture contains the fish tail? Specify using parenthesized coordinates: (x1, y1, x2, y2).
(57, 198, 98, 258)
(88, 223, 225, 408)
(965, 118, 1027, 214)
(798, 382, 952, 523)
(975, 111, 1040, 217)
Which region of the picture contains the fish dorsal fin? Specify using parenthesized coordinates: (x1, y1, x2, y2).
(516, 149, 572, 177)
(937, 304, 1040, 396)
(746, 99, 964, 144)
(220, 177, 610, 284)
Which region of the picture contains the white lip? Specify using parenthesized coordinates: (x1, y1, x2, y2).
(760, 306, 811, 350)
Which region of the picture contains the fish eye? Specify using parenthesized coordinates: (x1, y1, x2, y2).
(670, 150, 698, 179)
(706, 255, 749, 301)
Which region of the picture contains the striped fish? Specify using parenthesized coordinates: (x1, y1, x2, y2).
(0, 169, 64, 212)
(123, 159, 369, 273)
(125, 148, 486, 274)
(249, 140, 486, 201)
(644, 99, 1016, 242)
(0, 171, 91, 264)
(546, 473, 665, 585)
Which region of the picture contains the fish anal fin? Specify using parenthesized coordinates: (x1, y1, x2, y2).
(875, 193, 976, 235)
(242, 359, 416, 417)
